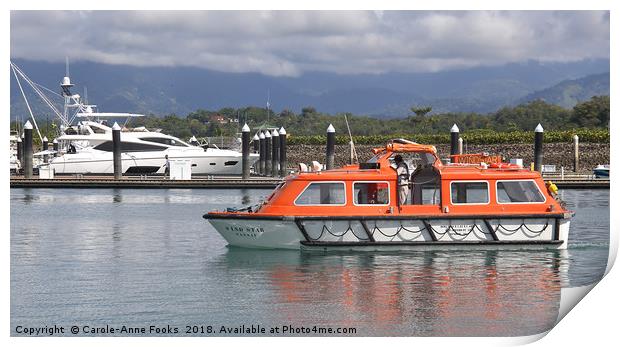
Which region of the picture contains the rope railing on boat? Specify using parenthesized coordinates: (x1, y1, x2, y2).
(301, 218, 552, 242)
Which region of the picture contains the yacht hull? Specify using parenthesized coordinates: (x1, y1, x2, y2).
(50, 151, 258, 175)
(205, 215, 571, 250)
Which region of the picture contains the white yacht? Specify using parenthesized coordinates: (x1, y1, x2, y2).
(11, 61, 258, 175)
(50, 120, 257, 175)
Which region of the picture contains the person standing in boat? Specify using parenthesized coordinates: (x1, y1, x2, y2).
(392, 155, 410, 206)
(164, 155, 170, 179)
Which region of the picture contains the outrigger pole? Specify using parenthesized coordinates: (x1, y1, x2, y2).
(10, 63, 43, 142)
(10, 61, 69, 127)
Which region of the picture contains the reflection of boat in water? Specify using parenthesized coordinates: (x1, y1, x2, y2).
(205, 140, 573, 250)
(593, 164, 609, 178)
(219, 247, 564, 336)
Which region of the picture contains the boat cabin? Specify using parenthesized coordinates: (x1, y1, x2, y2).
(257, 141, 560, 217)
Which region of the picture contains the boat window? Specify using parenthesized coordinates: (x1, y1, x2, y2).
(354, 182, 389, 205)
(224, 161, 238, 166)
(93, 141, 167, 152)
(420, 186, 441, 205)
(451, 181, 489, 204)
(411, 166, 440, 205)
(496, 180, 545, 203)
(140, 137, 189, 147)
(90, 125, 107, 134)
(295, 182, 346, 205)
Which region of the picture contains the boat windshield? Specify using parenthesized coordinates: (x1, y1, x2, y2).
(367, 151, 437, 166)
(89, 124, 107, 134)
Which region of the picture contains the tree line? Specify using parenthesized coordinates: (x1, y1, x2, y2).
(11, 95, 610, 143)
(129, 95, 609, 138)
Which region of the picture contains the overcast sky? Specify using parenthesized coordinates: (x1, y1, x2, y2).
(10, 10, 610, 77)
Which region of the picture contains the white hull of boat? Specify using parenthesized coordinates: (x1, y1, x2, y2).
(50, 149, 258, 175)
(206, 217, 571, 250)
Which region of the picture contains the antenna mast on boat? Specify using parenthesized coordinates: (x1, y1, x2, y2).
(61, 58, 77, 124)
(344, 113, 358, 163)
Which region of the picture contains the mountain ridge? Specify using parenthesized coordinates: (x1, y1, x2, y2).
(517, 73, 610, 109)
(10, 58, 609, 120)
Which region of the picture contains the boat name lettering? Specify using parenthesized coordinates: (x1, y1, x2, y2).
(225, 226, 265, 233)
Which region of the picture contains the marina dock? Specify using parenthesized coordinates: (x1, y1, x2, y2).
(10, 175, 282, 189)
(10, 174, 608, 189)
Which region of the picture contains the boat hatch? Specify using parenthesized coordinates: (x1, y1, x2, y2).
(359, 163, 380, 170)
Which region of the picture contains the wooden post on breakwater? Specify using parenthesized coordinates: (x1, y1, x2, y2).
(265, 130, 272, 176)
(259, 131, 265, 175)
(241, 123, 250, 180)
(271, 129, 279, 178)
(534, 123, 544, 173)
(279, 127, 287, 177)
(573, 135, 579, 172)
(23, 121, 33, 179)
(450, 124, 459, 161)
(112, 122, 122, 180)
(326, 124, 335, 170)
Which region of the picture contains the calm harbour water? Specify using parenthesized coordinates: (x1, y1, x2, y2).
(10, 188, 609, 337)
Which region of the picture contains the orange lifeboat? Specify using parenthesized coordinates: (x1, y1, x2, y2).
(204, 140, 572, 251)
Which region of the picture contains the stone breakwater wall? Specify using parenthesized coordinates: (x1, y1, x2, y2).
(285, 143, 609, 173)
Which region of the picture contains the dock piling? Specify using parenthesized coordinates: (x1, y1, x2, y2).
(23, 121, 33, 178)
(252, 134, 259, 153)
(241, 123, 250, 180)
(252, 133, 259, 174)
(20, 133, 24, 169)
(279, 127, 287, 177)
(349, 140, 354, 165)
(16, 136, 22, 168)
(573, 134, 579, 172)
(42, 136, 49, 163)
(259, 132, 266, 175)
(112, 122, 122, 179)
(326, 124, 335, 170)
(265, 130, 272, 176)
(450, 124, 459, 159)
(271, 129, 279, 177)
(53, 138, 58, 157)
(534, 123, 544, 172)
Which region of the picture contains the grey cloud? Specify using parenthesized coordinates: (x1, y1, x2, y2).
(10, 10, 609, 76)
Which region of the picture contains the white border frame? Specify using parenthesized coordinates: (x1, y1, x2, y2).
(495, 179, 547, 204)
(449, 180, 490, 205)
(293, 181, 347, 206)
(352, 180, 391, 206)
